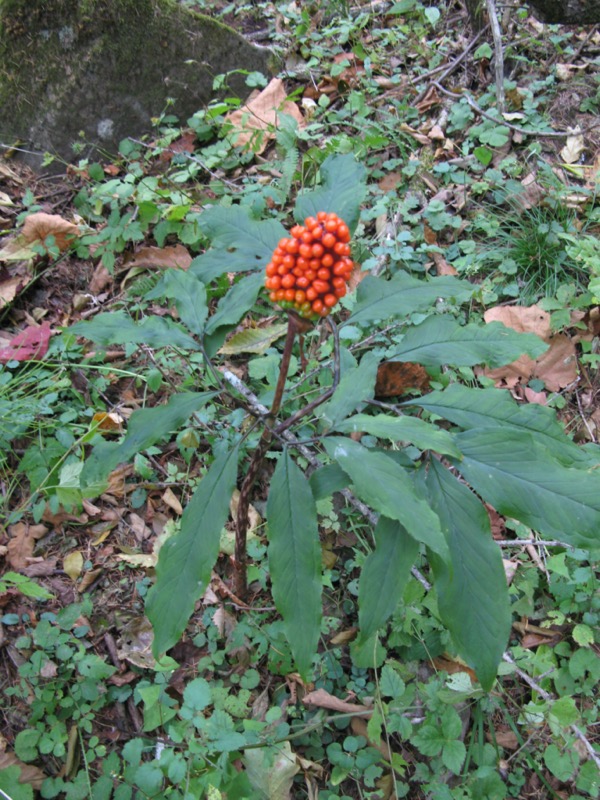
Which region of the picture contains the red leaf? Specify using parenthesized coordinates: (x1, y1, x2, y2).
(0, 322, 53, 363)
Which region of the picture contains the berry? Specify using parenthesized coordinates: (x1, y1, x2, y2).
(264, 211, 355, 319)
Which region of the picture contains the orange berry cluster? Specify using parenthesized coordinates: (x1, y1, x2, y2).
(265, 211, 353, 319)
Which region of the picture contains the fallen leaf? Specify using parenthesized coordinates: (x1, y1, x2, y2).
(64, 551, 84, 581)
(92, 411, 124, 432)
(123, 244, 192, 272)
(329, 628, 357, 646)
(7, 524, 48, 570)
(432, 655, 478, 682)
(375, 362, 431, 396)
(89, 262, 112, 293)
(244, 740, 300, 800)
(117, 616, 178, 670)
(226, 78, 305, 154)
(560, 129, 585, 164)
(162, 487, 183, 515)
(483, 305, 577, 391)
(0, 321, 53, 363)
(158, 130, 197, 163)
(431, 251, 458, 276)
(128, 512, 151, 542)
(0, 275, 25, 308)
(415, 85, 441, 114)
(0, 212, 80, 260)
(503, 559, 518, 585)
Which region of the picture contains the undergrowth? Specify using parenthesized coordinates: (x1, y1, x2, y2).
(0, 2, 599, 800)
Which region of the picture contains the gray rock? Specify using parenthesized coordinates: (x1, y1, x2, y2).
(0, 0, 274, 171)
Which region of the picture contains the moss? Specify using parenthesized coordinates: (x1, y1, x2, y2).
(0, 0, 274, 170)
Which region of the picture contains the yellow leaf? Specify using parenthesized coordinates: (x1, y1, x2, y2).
(64, 551, 84, 581)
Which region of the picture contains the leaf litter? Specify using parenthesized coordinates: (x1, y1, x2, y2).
(1, 4, 599, 798)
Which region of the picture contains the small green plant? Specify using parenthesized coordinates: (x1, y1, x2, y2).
(67, 154, 600, 695)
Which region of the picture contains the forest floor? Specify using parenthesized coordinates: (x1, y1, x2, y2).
(0, 2, 599, 799)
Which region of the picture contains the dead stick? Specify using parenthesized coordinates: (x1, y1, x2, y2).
(233, 313, 303, 598)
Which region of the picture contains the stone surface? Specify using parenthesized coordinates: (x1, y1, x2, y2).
(0, 0, 274, 171)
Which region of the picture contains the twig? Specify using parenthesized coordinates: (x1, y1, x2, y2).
(234, 315, 299, 598)
(495, 538, 574, 548)
(432, 80, 600, 137)
(502, 653, 600, 770)
(572, 24, 599, 60)
(486, 0, 505, 113)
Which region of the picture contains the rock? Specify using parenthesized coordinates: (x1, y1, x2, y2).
(0, 0, 274, 172)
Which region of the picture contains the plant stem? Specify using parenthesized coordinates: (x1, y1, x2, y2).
(233, 313, 302, 599)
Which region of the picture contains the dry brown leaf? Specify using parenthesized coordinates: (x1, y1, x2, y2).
(329, 628, 357, 646)
(302, 688, 372, 715)
(0, 275, 25, 308)
(483, 305, 577, 391)
(7, 523, 48, 570)
(162, 487, 183, 515)
(415, 85, 441, 114)
(375, 361, 431, 396)
(124, 244, 192, 272)
(129, 512, 151, 542)
(432, 655, 477, 682)
(0, 213, 80, 261)
(377, 172, 403, 193)
(92, 411, 124, 432)
(488, 728, 519, 750)
(226, 78, 305, 154)
(89, 262, 112, 293)
(22, 212, 80, 251)
(560, 130, 585, 164)
(431, 251, 458, 276)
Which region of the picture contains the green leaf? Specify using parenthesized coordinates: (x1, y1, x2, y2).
(82, 392, 216, 487)
(267, 450, 322, 678)
(2, 572, 54, 600)
(358, 517, 419, 643)
(147, 444, 239, 656)
(294, 154, 366, 233)
(424, 6, 440, 25)
(544, 743, 579, 782)
(473, 145, 493, 166)
(146, 269, 208, 336)
(71, 311, 200, 351)
(190, 206, 286, 282)
(219, 323, 288, 355)
(205, 272, 265, 336)
(379, 664, 406, 699)
(323, 437, 448, 559)
(346, 273, 474, 327)
(0, 768, 33, 800)
(474, 42, 493, 59)
(183, 677, 212, 711)
(335, 413, 462, 458)
(408, 384, 589, 467)
(453, 429, 600, 550)
(388, 317, 547, 368)
(320, 351, 381, 429)
(308, 463, 350, 500)
(424, 459, 511, 690)
(204, 272, 266, 357)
